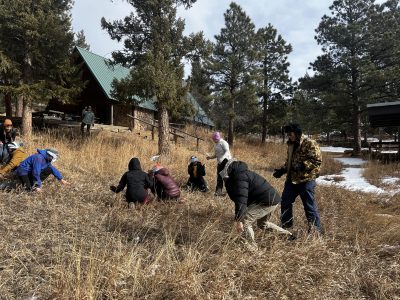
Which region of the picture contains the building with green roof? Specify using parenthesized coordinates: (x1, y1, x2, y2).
(60, 46, 213, 129)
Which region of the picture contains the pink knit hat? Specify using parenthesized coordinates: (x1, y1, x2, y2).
(212, 131, 221, 142)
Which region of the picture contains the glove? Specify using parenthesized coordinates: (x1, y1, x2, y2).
(292, 162, 305, 172)
(273, 168, 286, 178)
(110, 185, 117, 193)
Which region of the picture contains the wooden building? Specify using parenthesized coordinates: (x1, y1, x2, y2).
(49, 47, 214, 130)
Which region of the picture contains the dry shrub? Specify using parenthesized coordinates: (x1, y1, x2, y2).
(363, 160, 400, 187)
(0, 130, 399, 299)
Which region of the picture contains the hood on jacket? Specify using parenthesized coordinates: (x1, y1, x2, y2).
(227, 160, 248, 177)
(128, 157, 142, 171)
(37, 149, 52, 162)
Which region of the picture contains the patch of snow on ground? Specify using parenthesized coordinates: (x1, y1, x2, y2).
(334, 157, 366, 166)
(317, 167, 387, 194)
(320, 146, 352, 153)
(381, 177, 400, 185)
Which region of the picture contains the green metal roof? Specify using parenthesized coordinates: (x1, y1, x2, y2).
(75, 46, 214, 126)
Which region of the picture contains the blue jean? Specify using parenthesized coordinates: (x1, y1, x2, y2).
(281, 180, 321, 231)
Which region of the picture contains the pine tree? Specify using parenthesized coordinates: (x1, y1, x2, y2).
(102, 0, 207, 155)
(207, 2, 257, 146)
(0, 0, 79, 138)
(74, 30, 90, 50)
(255, 24, 293, 144)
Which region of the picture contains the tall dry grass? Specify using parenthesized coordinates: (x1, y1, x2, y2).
(0, 129, 399, 299)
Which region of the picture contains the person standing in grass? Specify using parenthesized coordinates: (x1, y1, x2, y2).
(16, 148, 68, 192)
(273, 123, 323, 233)
(221, 159, 295, 245)
(206, 131, 232, 196)
(110, 157, 153, 207)
(81, 106, 95, 136)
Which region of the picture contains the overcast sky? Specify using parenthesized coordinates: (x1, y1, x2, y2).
(71, 0, 342, 81)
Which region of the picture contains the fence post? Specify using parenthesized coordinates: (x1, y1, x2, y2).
(151, 125, 155, 140)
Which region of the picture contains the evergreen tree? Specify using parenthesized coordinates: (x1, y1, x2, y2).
(207, 2, 257, 146)
(0, 0, 79, 138)
(102, 0, 208, 155)
(301, 0, 400, 153)
(74, 30, 90, 50)
(255, 24, 293, 144)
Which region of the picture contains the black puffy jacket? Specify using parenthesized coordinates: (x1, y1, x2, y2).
(225, 161, 281, 221)
(116, 158, 153, 203)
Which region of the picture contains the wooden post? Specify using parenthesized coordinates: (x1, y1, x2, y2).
(196, 138, 200, 150)
(151, 125, 155, 140)
(110, 104, 114, 126)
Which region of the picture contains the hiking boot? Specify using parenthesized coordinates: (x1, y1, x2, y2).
(214, 189, 226, 196)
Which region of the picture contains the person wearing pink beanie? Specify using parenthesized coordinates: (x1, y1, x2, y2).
(206, 131, 232, 196)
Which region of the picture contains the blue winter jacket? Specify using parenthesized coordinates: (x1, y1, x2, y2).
(17, 149, 63, 187)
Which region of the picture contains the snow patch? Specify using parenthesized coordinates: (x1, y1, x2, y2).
(381, 177, 400, 185)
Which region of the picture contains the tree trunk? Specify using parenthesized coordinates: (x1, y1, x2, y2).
(22, 97, 32, 140)
(261, 95, 268, 144)
(158, 104, 170, 156)
(227, 96, 235, 146)
(4, 93, 13, 117)
(16, 95, 23, 117)
(352, 106, 361, 155)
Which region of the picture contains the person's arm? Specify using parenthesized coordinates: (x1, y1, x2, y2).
(50, 165, 64, 183)
(144, 173, 154, 191)
(114, 173, 127, 193)
(231, 175, 249, 230)
(32, 157, 44, 188)
(302, 140, 322, 171)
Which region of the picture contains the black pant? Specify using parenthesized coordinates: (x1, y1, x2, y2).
(18, 167, 52, 191)
(216, 159, 228, 192)
(187, 177, 207, 192)
(81, 122, 91, 135)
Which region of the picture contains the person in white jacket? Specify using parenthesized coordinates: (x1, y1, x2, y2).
(206, 131, 232, 196)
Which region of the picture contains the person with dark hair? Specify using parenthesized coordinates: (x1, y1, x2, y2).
(273, 123, 323, 233)
(81, 106, 95, 136)
(221, 159, 294, 245)
(186, 156, 208, 192)
(206, 131, 232, 196)
(0, 119, 18, 163)
(16, 148, 68, 192)
(110, 157, 153, 206)
(148, 164, 181, 201)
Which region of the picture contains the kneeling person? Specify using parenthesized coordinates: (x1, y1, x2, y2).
(16, 148, 68, 192)
(186, 156, 208, 192)
(0, 142, 27, 177)
(110, 157, 153, 205)
(222, 159, 294, 243)
(149, 164, 180, 201)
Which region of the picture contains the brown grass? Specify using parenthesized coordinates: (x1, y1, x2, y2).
(363, 160, 400, 188)
(0, 130, 399, 299)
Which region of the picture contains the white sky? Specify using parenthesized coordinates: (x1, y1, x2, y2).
(71, 0, 334, 81)
(71, 0, 386, 81)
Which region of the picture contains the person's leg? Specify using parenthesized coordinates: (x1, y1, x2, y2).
(257, 204, 293, 235)
(298, 180, 322, 232)
(86, 124, 91, 135)
(199, 177, 209, 192)
(281, 181, 299, 229)
(243, 203, 268, 242)
(215, 159, 227, 195)
(19, 175, 32, 191)
(80, 122, 85, 136)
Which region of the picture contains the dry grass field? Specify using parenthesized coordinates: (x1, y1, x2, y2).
(0, 129, 399, 299)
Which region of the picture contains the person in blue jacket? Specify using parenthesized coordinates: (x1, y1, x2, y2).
(16, 148, 68, 192)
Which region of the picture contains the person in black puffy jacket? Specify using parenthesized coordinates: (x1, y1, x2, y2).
(222, 159, 294, 243)
(110, 157, 153, 205)
(186, 156, 208, 192)
(148, 164, 181, 201)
